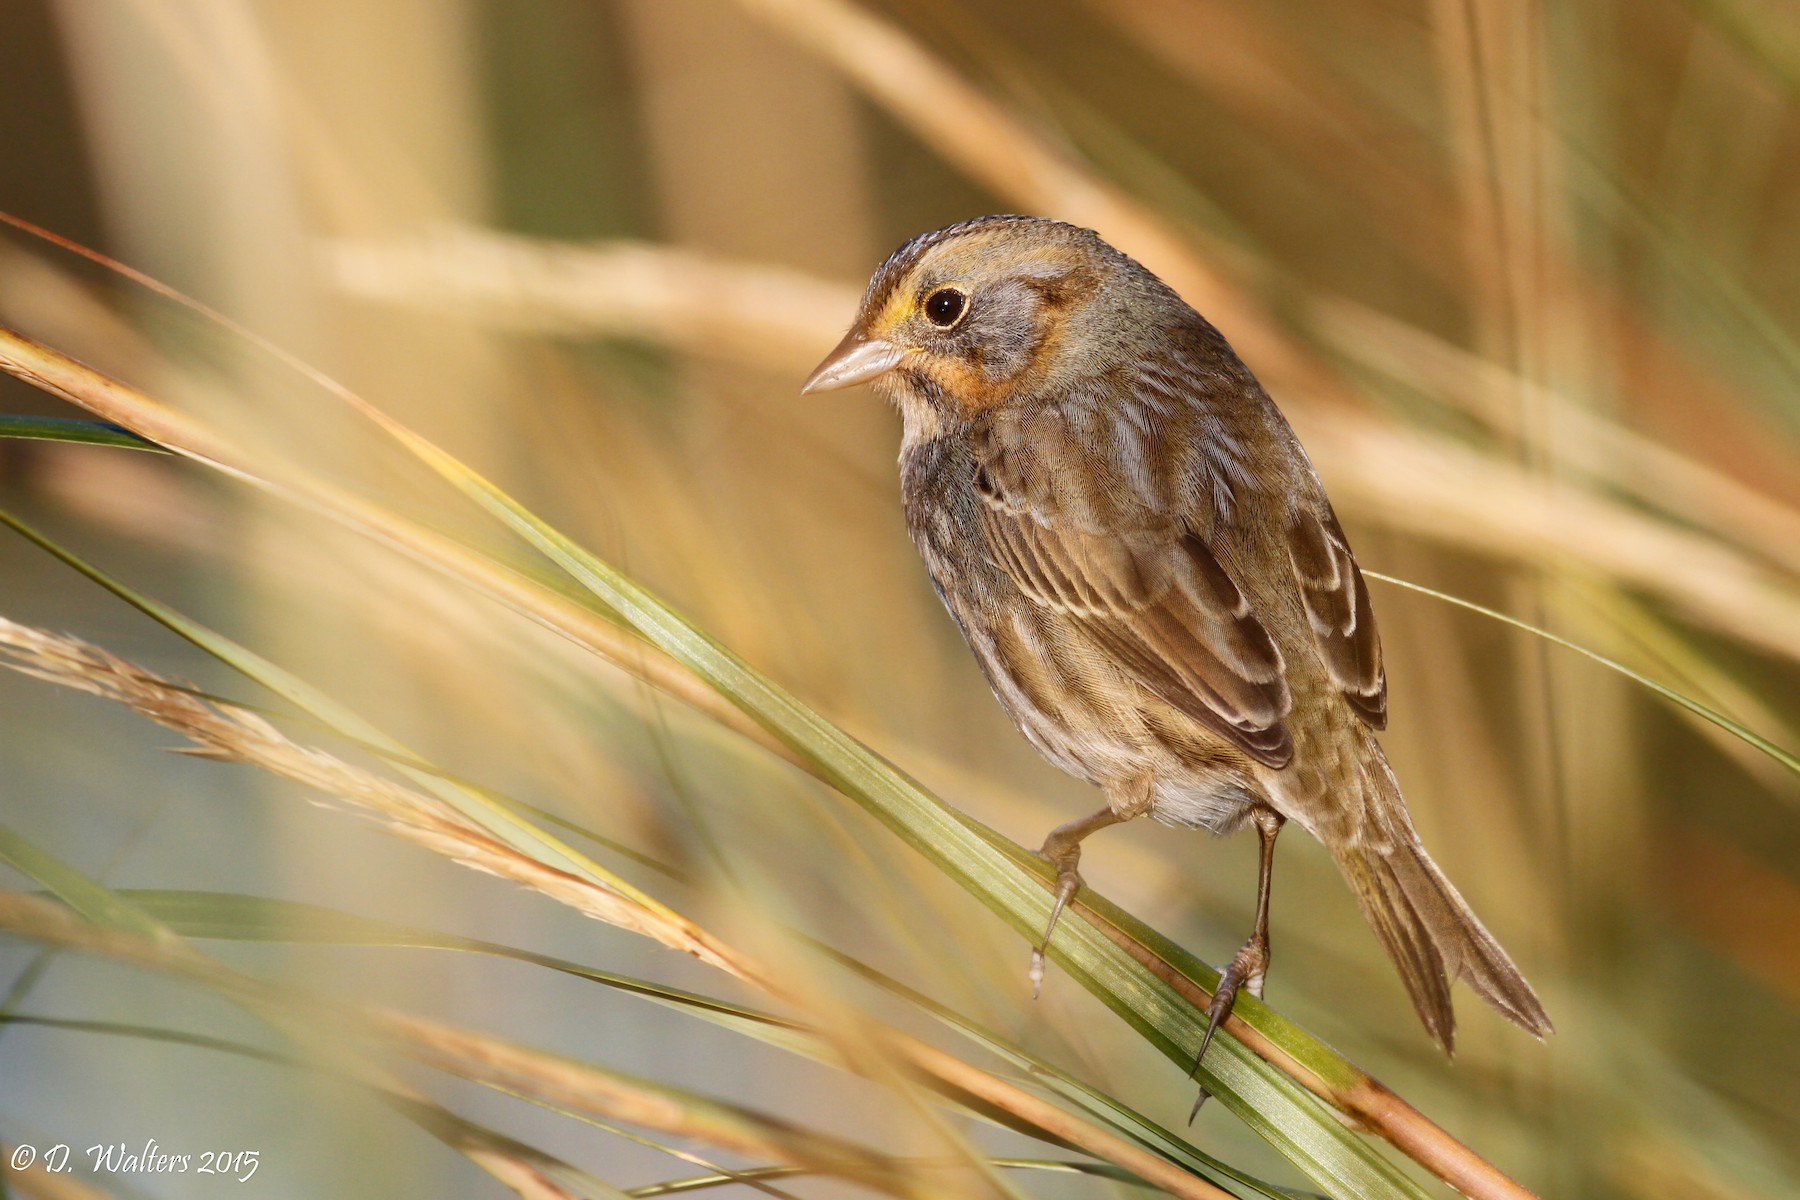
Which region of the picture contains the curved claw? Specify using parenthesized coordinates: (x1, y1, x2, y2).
(1187, 1084, 1212, 1124)
(1186, 937, 1270, 1122)
(1030, 861, 1083, 996)
(1186, 982, 1234, 1123)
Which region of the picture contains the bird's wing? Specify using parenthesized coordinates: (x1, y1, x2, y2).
(973, 449, 1294, 767)
(1286, 505, 1387, 728)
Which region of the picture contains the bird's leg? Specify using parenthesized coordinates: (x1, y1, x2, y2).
(1190, 807, 1284, 1120)
(1030, 776, 1152, 997)
(1029, 806, 1120, 998)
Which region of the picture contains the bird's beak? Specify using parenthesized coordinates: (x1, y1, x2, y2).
(801, 329, 908, 394)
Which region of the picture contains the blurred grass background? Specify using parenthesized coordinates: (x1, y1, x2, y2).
(1, 0, 1799, 1196)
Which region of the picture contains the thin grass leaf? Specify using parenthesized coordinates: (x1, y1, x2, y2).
(0, 341, 1392, 1192)
(622, 1159, 1144, 1198)
(118, 889, 821, 1058)
(0, 822, 175, 944)
(1364, 571, 1800, 777)
(0, 614, 755, 987)
(114, 890, 1235, 1189)
(0, 415, 161, 452)
(0, 330, 825, 778)
(7, 418, 1788, 787)
(118, 887, 1051, 1169)
(3, 401, 1514, 1196)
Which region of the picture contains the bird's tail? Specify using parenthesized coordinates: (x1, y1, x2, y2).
(1330, 818, 1552, 1055)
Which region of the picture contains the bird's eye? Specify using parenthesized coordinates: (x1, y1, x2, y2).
(923, 287, 968, 328)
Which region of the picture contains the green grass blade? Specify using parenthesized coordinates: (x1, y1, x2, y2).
(0, 390, 1553, 1193)
(120, 889, 823, 1058)
(0, 820, 174, 942)
(0, 415, 163, 452)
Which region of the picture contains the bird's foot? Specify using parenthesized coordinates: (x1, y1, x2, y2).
(1187, 934, 1271, 1122)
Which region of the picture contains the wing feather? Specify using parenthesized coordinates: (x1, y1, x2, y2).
(975, 455, 1294, 767)
(1287, 506, 1387, 728)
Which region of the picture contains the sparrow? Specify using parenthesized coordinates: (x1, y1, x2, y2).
(803, 215, 1551, 1077)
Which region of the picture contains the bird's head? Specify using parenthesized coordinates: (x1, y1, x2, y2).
(802, 216, 1166, 424)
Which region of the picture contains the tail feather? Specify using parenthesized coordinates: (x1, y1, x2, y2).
(1333, 833, 1552, 1056)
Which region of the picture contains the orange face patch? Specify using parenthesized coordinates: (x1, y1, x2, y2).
(860, 226, 1102, 414)
(929, 355, 1017, 418)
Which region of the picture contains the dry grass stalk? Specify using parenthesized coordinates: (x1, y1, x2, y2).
(453, 1153, 583, 1200)
(328, 227, 854, 377)
(328, 221, 1800, 595)
(0, 707, 935, 1193)
(365, 1013, 906, 1192)
(0, 617, 749, 983)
